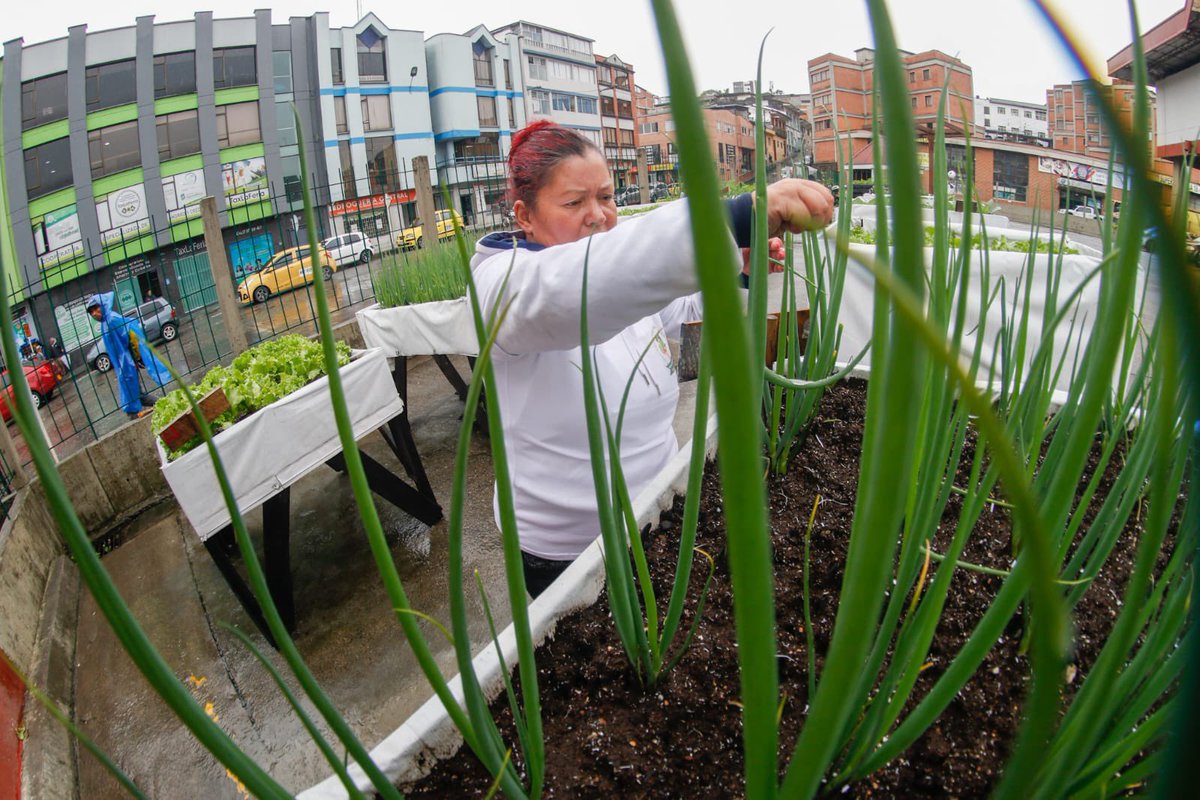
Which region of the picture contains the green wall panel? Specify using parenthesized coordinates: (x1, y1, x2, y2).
(86, 104, 138, 132)
(21, 120, 70, 150)
(218, 143, 266, 163)
(41, 258, 89, 290)
(227, 200, 270, 227)
(92, 168, 144, 198)
(154, 94, 199, 116)
(160, 154, 205, 178)
(169, 219, 205, 243)
(214, 86, 259, 106)
(102, 234, 157, 265)
(28, 189, 77, 219)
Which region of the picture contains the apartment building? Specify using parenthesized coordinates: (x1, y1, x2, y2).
(1045, 79, 1152, 159)
(974, 96, 1049, 147)
(807, 47, 973, 174)
(595, 54, 638, 190)
(491, 21, 602, 147)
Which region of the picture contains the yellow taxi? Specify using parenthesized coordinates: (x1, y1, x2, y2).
(239, 244, 337, 305)
(393, 208, 465, 250)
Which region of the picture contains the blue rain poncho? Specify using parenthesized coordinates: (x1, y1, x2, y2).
(87, 293, 172, 414)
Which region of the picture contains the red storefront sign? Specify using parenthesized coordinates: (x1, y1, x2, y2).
(331, 190, 415, 217)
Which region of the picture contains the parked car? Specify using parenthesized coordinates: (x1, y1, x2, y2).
(393, 209, 465, 250)
(650, 183, 671, 202)
(615, 186, 642, 207)
(322, 231, 374, 267)
(85, 297, 179, 373)
(239, 244, 336, 305)
(1, 361, 60, 422)
(1060, 205, 1098, 220)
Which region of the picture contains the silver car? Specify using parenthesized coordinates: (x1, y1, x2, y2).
(85, 297, 179, 372)
(322, 231, 374, 266)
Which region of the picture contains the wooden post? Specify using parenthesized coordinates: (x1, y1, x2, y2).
(636, 149, 651, 205)
(199, 197, 249, 356)
(0, 421, 28, 490)
(412, 156, 439, 251)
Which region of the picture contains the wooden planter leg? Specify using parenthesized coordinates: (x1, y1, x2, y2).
(262, 487, 295, 634)
(384, 356, 437, 499)
(203, 527, 279, 649)
(433, 354, 469, 401)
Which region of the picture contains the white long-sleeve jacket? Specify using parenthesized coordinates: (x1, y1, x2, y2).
(469, 199, 733, 559)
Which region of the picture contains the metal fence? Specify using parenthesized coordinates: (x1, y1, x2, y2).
(0, 156, 511, 486)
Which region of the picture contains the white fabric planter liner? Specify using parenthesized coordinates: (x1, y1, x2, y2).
(356, 298, 480, 357)
(159, 348, 403, 540)
(299, 412, 719, 799)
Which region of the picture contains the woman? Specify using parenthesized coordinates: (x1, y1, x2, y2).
(471, 120, 833, 597)
(86, 293, 173, 419)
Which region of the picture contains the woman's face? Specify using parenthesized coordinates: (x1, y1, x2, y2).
(514, 150, 617, 247)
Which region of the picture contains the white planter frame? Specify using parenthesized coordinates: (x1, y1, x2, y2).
(356, 298, 480, 358)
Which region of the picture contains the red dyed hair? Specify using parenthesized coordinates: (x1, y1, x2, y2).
(507, 120, 601, 209)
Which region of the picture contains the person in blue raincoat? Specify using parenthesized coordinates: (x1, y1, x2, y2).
(86, 293, 172, 419)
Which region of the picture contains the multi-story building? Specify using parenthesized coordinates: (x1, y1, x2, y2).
(974, 96, 1049, 146)
(704, 86, 813, 177)
(807, 47, 973, 178)
(1, 11, 540, 351)
(1044, 79, 1153, 159)
(637, 100, 761, 186)
(595, 54, 638, 190)
(491, 21, 602, 147)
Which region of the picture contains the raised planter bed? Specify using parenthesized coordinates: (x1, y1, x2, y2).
(157, 348, 403, 540)
(356, 298, 480, 358)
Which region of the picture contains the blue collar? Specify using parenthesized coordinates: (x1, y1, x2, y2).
(478, 230, 546, 252)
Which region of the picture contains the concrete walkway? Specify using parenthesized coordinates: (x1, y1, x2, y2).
(71, 352, 700, 797)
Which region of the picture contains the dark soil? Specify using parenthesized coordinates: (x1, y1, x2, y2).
(405, 378, 1182, 799)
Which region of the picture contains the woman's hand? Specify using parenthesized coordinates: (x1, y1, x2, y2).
(763, 179, 835, 236)
(741, 237, 786, 275)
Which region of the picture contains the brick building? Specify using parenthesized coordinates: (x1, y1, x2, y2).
(807, 47, 973, 175)
(1045, 79, 1153, 159)
(595, 54, 638, 191)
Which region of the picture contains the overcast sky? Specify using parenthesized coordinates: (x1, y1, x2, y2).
(1, 1, 1186, 104)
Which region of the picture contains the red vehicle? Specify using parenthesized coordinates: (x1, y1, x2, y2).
(1, 361, 60, 423)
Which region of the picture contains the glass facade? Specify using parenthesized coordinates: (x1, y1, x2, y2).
(88, 121, 141, 177)
(154, 52, 197, 99)
(365, 136, 398, 193)
(215, 101, 261, 148)
(23, 137, 73, 198)
(21, 73, 69, 128)
(85, 60, 137, 111)
(213, 47, 257, 89)
(156, 110, 202, 161)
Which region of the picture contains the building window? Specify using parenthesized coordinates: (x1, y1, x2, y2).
(601, 96, 615, 117)
(909, 71, 915, 83)
(530, 89, 551, 115)
(477, 96, 498, 127)
(334, 96, 349, 135)
(357, 27, 387, 84)
(275, 101, 298, 147)
(156, 110, 201, 160)
(984, 118, 990, 126)
(473, 42, 494, 87)
(88, 120, 141, 177)
(1036, 110, 1047, 120)
(21, 72, 69, 129)
(998, 125, 1007, 133)
(579, 97, 598, 115)
(527, 56, 548, 81)
(992, 149, 1028, 202)
(273, 51, 293, 95)
(911, 96, 917, 108)
(922, 68, 931, 80)
(154, 53, 196, 99)
(602, 126, 617, 144)
(983, 106, 990, 114)
(453, 133, 500, 161)
(23, 137, 73, 198)
(1024, 110, 1032, 118)
(331, 48, 344, 85)
(365, 136, 398, 193)
(215, 101, 261, 148)
(925, 95, 932, 107)
(811, 68, 829, 83)
(361, 95, 393, 132)
(338, 140, 356, 197)
(213, 47, 257, 90)
(616, 99, 632, 118)
(503, 59, 512, 90)
(552, 93, 574, 112)
(619, 128, 634, 145)
(508, 98, 517, 128)
(85, 60, 137, 111)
